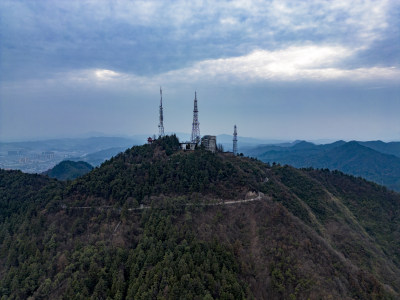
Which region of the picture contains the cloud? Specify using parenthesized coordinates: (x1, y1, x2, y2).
(105, 0, 393, 46)
(95, 69, 122, 80)
(1, 0, 398, 81)
(1, 1, 399, 141)
(54, 45, 398, 88)
(266, 0, 391, 43)
(2, 44, 397, 95)
(154, 45, 400, 83)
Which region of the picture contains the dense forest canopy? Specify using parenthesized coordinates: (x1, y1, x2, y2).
(0, 135, 399, 299)
(44, 160, 93, 181)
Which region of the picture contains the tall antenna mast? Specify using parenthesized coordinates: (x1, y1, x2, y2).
(158, 87, 165, 137)
(233, 125, 238, 155)
(191, 91, 200, 144)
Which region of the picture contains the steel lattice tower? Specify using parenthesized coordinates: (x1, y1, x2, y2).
(233, 125, 238, 155)
(191, 92, 200, 144)
(158, 87, 165, 137)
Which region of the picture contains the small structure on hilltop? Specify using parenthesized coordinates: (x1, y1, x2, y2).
(180, 141, 197, 151)
(202, 135, 216, 153)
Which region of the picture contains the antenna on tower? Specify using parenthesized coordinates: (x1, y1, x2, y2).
(233, 125, 238, 155)
(191, 91, 201, 144)
(158, 87, 165, 137)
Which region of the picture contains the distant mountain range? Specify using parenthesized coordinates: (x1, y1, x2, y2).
(0, 136, 141, 153)
(215, 134, 288, 151)
(245, 140, 400, 191)
(2, 136, 400, 192)
(69, 147, 127, 166)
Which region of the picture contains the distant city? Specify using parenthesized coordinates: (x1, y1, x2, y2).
(1, 150, 61, 173)
(0, 137, 139, 173)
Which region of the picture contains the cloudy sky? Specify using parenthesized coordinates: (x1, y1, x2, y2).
(1, 0, 399, 142)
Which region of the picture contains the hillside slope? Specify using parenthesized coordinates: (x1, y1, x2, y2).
(246, 140, 400, 191)
(359, 141, 400, 158)
(44, 160, 93, 181)
(0, 135, 399, 299)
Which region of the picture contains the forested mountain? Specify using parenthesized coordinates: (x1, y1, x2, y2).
(359, 141, 400, 158)
(43, 161, 93, 181)
(1, 135, 399, 299)
(245, 140, 400, 191)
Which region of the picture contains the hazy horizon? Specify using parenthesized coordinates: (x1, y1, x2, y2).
(1, 1, 399, 141)
(1, 131, 399, 145)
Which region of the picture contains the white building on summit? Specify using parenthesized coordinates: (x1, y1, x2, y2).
(201, 135, 216, 153)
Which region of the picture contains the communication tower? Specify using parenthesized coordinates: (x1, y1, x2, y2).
(158, 87, 165, 137)
(233, 125, 238, 155)
(191, 92, 201, 144)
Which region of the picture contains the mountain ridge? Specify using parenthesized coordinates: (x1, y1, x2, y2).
(0, 136, 399, 299)
(245, 140, 400, 191)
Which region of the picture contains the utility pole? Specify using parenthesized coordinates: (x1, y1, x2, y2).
(158, 87, 165, 137)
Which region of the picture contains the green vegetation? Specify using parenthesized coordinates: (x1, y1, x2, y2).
(0, 136, 399, 299)
(44, 160, 93, 181)
(67, 135, 267, 206)
(0, 175, 247, 299)
(305, 168, 400, 266)
(125, 207, 247, 299)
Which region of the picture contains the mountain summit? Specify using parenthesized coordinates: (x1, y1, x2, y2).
(43, 160, 93, 181)
(1, 135, 399, 299)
